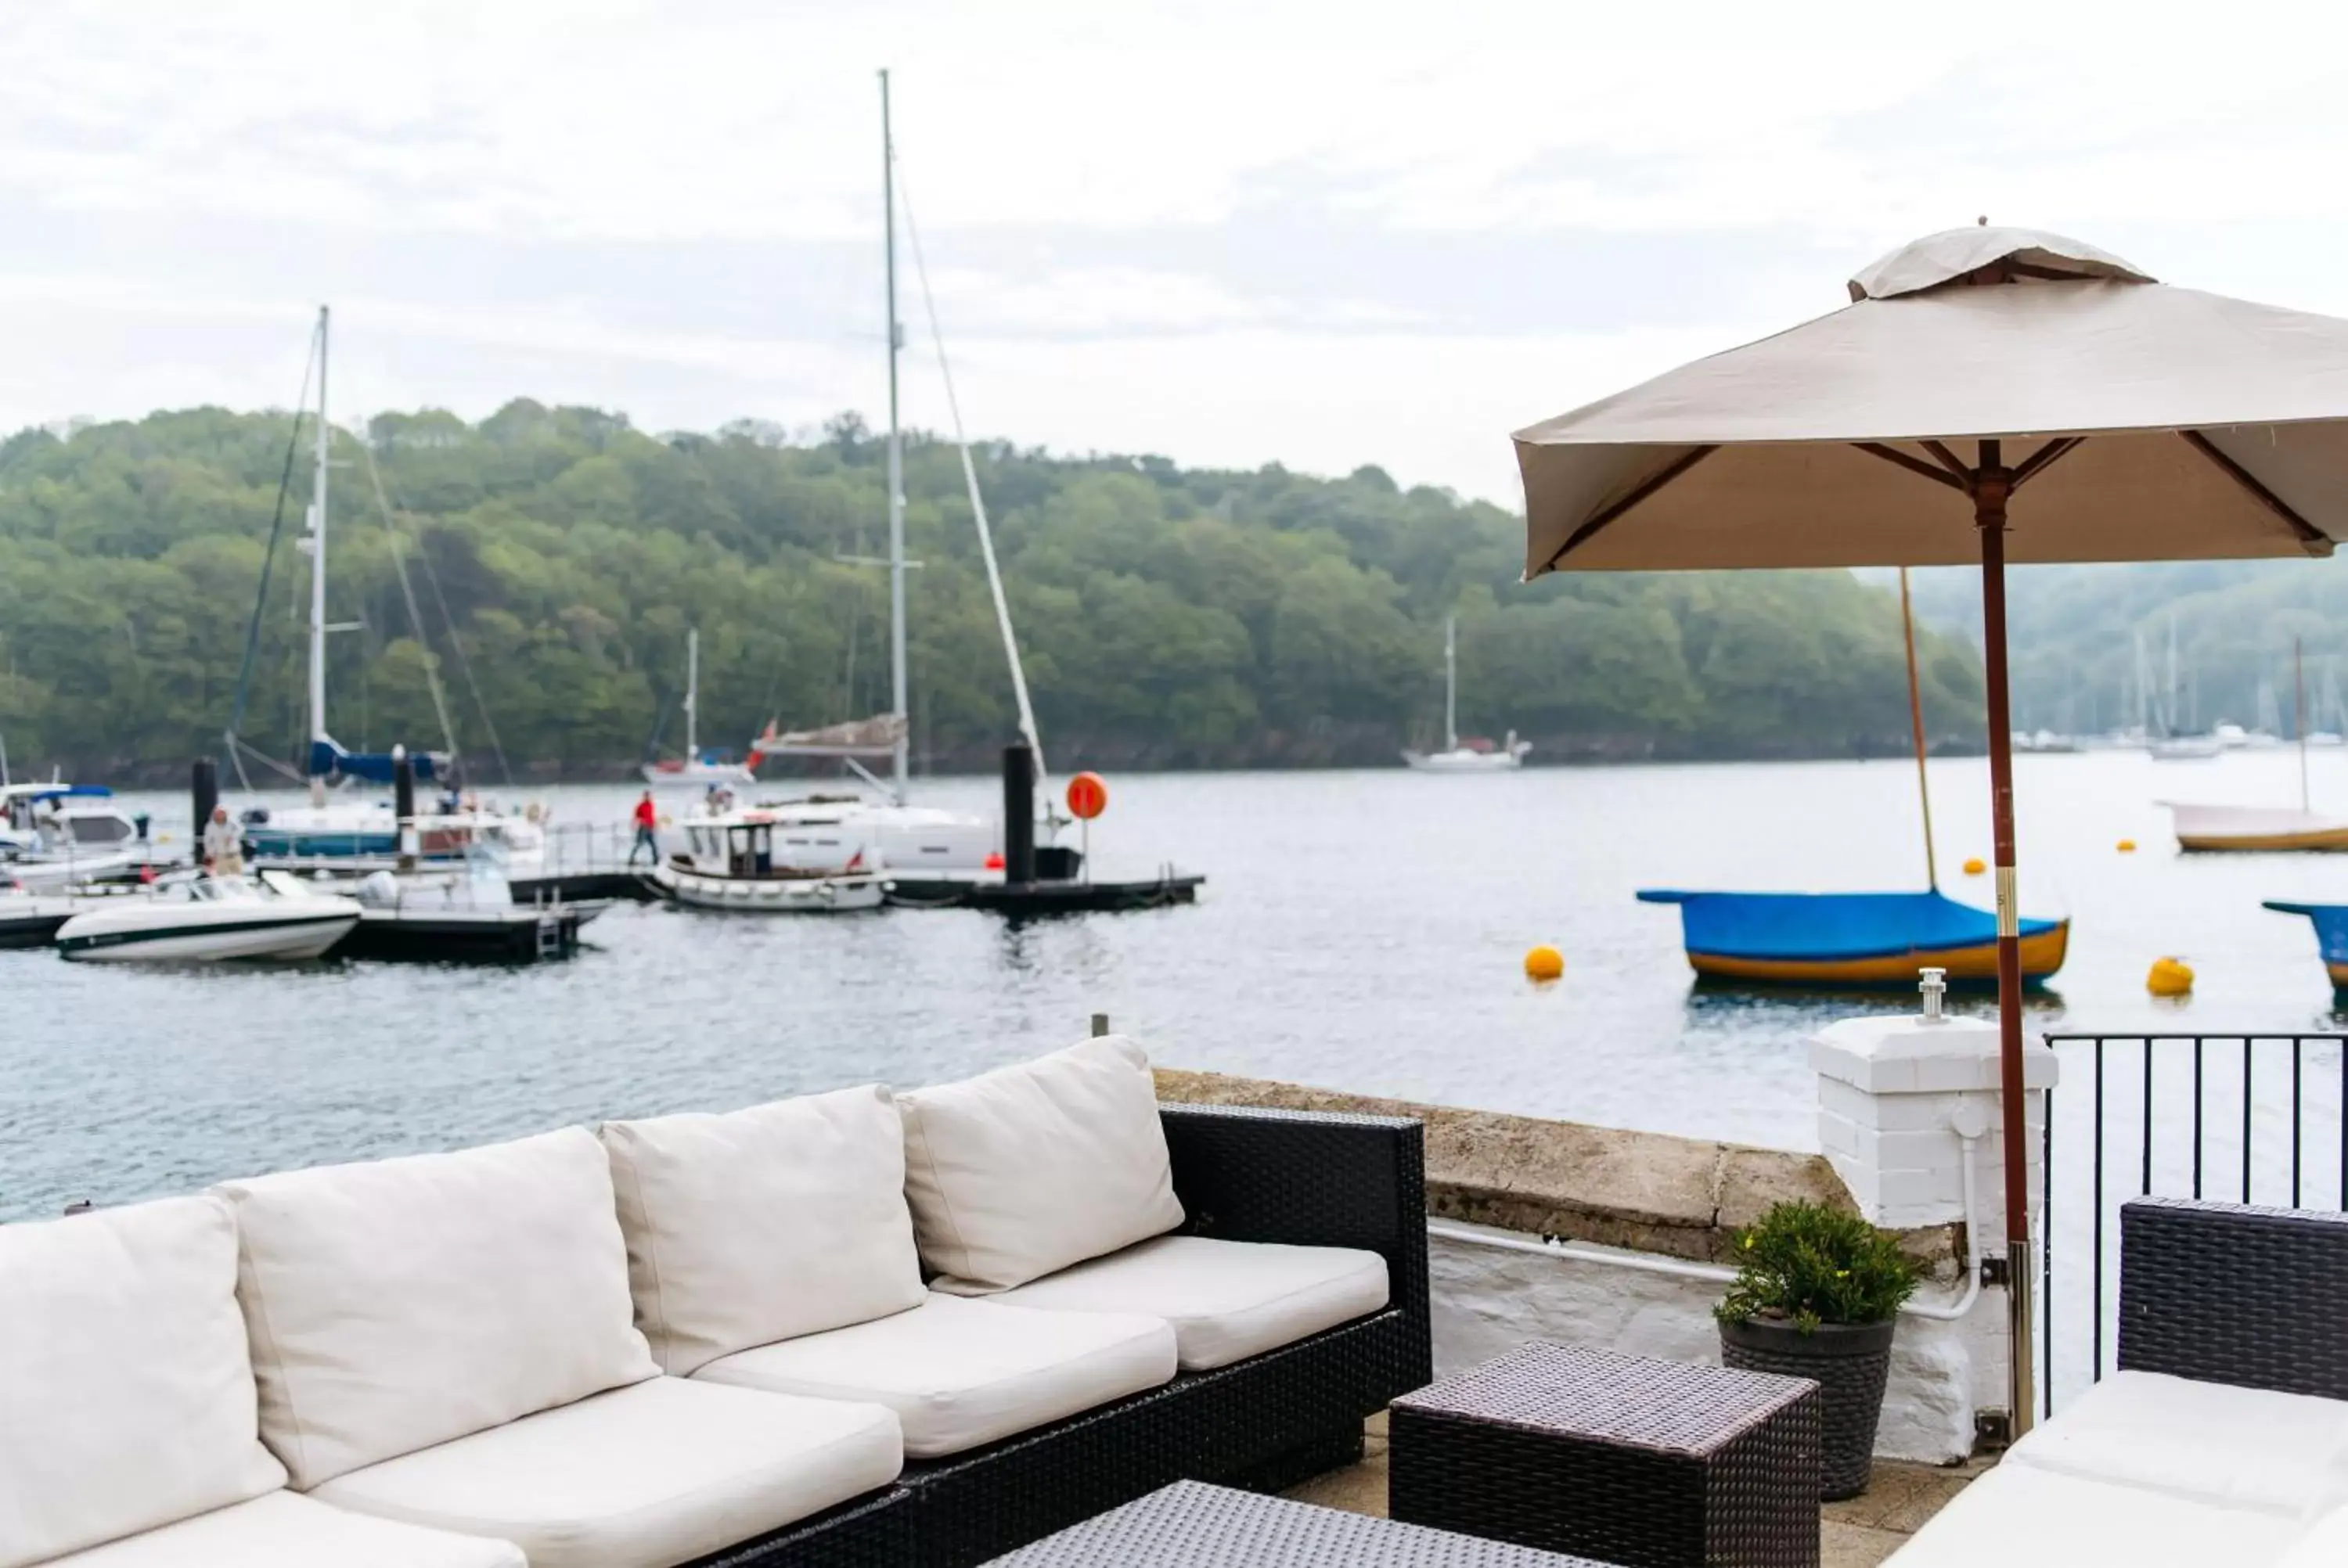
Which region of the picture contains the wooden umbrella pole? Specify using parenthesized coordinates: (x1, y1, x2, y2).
(1975, 444, 2036, 1437)
(1899, 566, 1938, 889)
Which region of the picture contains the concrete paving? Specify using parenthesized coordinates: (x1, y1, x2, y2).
(1284, 1412, 1986, 1566)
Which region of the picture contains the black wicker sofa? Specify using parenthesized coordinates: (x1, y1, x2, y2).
(694, 1102, 1433, 1567)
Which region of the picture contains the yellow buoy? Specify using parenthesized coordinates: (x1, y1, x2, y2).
(2146, 956, 2195, 998)
(2116, 839, 2137, 854)
(1961, 857, 1986, 876)
(1523, 944, 1565, 982)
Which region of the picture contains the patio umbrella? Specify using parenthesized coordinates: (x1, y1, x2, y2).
(1513, 225, 2348, 1432)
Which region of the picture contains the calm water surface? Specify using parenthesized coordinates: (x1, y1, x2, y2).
(9, 750, 2348, 1220)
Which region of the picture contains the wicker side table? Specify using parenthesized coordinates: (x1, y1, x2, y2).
(1389, 1343, 1820, 1568)
(983, 1480, 1613, 1566)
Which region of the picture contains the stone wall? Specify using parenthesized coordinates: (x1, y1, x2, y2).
(1157, 1066, 1989, 1463)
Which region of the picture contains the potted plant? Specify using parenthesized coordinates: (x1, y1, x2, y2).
(1715, 1199, 1918, 1500)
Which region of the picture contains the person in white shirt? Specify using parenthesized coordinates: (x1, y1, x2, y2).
(201, 806, 244, 877)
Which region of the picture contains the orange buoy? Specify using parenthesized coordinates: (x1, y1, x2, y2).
(1961, 857, 1986, 876)
(1066, 771, 1109, 821)
(2116, 838, 2137, 853)
(1524, 944, 1565, 982)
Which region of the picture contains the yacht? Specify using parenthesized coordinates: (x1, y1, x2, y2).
(54, 872, 359, 963)
(225, 307, 545, 876)
(0, 783, 157, 890)
(643, 628, 754, 788)
(1403, 617, 1532, 772)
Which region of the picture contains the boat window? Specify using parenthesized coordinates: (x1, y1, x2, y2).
(68, 815, 132, 844)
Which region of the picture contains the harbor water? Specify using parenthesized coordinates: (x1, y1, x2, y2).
(7, 748, 2348, 1221)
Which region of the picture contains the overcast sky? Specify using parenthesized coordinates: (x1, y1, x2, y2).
(7, 2, 2347, 504)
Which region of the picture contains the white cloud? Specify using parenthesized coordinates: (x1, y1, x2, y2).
(7, 0, 2348, 501)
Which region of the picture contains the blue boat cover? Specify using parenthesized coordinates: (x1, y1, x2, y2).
(2263, 901, 2348, 966)
(26, 784, 111, 801)
(308, 740, 443, 784)
(1634, 888, 2062, 961)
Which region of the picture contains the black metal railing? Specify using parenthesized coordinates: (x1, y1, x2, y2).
(2038, 1032, 2348, 1419)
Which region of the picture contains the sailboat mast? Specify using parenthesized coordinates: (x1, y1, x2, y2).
(2298, 637, 2310, 812)
(308, 304, 331, 806)
(1443, 616, 1458, 752)
(1899, 568, 1938, 890)
(880, 70, 909, 806)
(685, 628, 699, 762)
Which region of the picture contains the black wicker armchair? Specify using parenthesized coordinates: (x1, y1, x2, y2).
(685, 1103, 1433, 1568)
(2117, 1197, 2348, 1401)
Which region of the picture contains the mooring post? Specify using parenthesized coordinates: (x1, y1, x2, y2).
(1091, 1012, 1110, 1038)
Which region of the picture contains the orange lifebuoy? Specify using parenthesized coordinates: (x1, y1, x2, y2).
(1066, 772, 1109, 821)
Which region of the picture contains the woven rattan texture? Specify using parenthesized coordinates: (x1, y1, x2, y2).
(681, 1485, 913, 1567)
(1392, 1344, 1819, 1568)
(2118, 1198, 2348, 1401)
(1716, 1333, 1885, 1501)
(983, 1480, 1612, 1566)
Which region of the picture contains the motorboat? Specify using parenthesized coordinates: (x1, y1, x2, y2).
(0, 871, 81, 948)
(643, 628, 755, 788)
(335, 861, 605, 962)
(649, 809, 887, 913)
(54, 872, 359, 962)
(0, 783, 157, 890)
(241, 791, 548, 876)
(1403, 617, 1530, 772)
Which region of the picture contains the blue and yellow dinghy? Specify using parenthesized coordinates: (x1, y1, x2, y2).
(2262, 901, 2348, 987)
(1636, 888, 2070, 987)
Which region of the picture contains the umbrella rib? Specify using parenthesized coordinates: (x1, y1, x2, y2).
(2178, 430, 2331, 550)
(1918, 440, 1975, 482)
(1853, 441, 1969, 491)
(2008, 436, 2083, 490)
(1544, 444, 1717, 567)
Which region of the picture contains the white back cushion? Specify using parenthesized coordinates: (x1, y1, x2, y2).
(0, 1196, 286, 1568)
(602, 1085, 926, 1375)
(898, 1034, 1184, 1293)
(218, 1127, 657, 1489)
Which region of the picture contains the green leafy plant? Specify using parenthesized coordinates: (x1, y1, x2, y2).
(1716, 1200, 1919, 1332)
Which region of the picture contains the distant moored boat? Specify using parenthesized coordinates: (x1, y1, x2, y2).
(1401, 616, 1531, 772)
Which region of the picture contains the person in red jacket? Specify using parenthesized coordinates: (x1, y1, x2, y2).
(628, 789, 660, 866)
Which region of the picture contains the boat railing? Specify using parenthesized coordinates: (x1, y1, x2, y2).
(2034, 1030, 2347, 1423)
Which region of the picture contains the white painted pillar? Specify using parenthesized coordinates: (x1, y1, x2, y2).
(1810, 1009, 2058, 1455)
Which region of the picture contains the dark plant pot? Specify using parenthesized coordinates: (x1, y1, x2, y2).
(1720, 1315, 1896, 1501)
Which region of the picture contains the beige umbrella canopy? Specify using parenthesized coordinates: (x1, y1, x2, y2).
(1511, 225, 2348, 1431)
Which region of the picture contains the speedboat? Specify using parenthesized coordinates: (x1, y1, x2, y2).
(650, 808, 888, 913)
(0, 872, 81, 948)
(55, 872, 359, 962)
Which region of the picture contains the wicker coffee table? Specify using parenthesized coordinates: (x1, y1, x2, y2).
(1390, 1343, 1820, 1568)
(982, 1480, 1614, 1566)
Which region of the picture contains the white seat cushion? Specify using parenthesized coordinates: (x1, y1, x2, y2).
(1889, 1459, 2299, 1568)
(2004, 1369, 2348, 1518)
(2278, 1504, 2348, 1568)
(218, 1127, 659, 1489)
(0, 1196, 286, 1568)
(310, 1376, 902, 1568)
(601, 1085, 926, 1376)
(898, 1034, 1185, 1294)
(990, 1235, 1389, 1371)
(693, 1292, 1177, 1458)
(43, 1491, 524, 1568)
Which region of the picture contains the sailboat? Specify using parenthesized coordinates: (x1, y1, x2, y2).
(729, 71, 1045, 884)
(1402, 616, 1530, 772)
(225, 308, 546, 873)
(1638, 568, 2069, 987)
(643, 628, 754, 788)
(2166, 639, 2348, 851)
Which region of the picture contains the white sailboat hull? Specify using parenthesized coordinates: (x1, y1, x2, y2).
(1402, 746, 1530, 773)
(2163, 802, 2348, 852)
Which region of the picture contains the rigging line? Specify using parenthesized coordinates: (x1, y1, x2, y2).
(410, 530, 514, 788)
(893, 151, 1047, 786)
(225, 317, 319, 779)
(354, 431, 462, 761)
